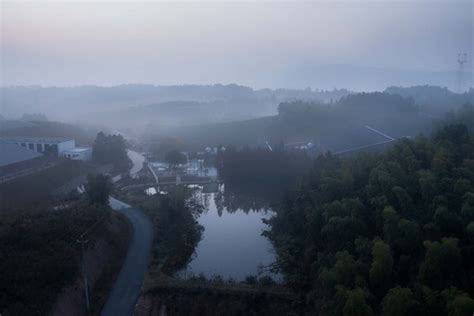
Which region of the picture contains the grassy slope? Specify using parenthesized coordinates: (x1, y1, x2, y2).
(0, 159, 92, 209)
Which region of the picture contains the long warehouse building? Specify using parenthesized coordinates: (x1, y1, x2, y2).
(0, 140, 44, 168)
(0, 137, 75, 156)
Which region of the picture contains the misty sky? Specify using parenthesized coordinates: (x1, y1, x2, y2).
(1, 0, 472, 88)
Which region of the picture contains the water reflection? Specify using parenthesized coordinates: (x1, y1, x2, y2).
(214, 181, 286, 214)
(185, 182, 285, 280)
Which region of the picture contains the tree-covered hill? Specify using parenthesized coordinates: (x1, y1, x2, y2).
(385, 86, 474, 114)
(153, 91, 435, 151)
(265, 110, 474, 315)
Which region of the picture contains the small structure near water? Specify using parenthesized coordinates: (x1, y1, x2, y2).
(62, 147, 92, 161)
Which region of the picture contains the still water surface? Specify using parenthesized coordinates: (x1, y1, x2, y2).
(186, 189, 276, 280)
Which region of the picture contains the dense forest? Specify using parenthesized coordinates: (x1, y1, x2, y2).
(265, 107, 474, 315)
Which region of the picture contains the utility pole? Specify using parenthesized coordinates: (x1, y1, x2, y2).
(76, 237, 90, 313)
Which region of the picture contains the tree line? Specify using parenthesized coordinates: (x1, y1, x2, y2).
(217, 147, 311, 185)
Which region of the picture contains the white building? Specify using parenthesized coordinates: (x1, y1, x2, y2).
(1, 137, 75, 156)
(62, 147, 92, 161)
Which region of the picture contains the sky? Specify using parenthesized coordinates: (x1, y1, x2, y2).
(0, 0, 472, 89)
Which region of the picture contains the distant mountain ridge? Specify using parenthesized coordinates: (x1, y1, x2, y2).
(278, 64, 473, 91)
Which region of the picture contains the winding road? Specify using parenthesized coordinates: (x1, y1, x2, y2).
(101, 151, 153, 316)
(127, 150, 146, 176)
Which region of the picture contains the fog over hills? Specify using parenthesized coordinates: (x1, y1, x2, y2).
(1, 84, 472, 136)
(2, 1, 474, 315)
(0, 84, 351, 126)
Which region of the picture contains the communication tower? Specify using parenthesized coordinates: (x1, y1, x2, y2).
(457, 53, 467, 93)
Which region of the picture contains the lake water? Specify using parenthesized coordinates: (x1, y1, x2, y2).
(185, 187, 277, 280)
(144, 159, 281, 281)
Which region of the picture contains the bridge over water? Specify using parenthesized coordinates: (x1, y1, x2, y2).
(120, 179, 221, 192)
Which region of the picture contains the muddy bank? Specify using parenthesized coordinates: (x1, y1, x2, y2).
(50, 212, 131, 316)
(133, 282, 300, 316)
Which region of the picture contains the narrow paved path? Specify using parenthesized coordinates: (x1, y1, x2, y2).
(101, 198, 153, 316)
(101, 151, 152, 316)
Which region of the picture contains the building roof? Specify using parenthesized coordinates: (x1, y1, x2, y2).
(0, 136, 74, 144)
(63, 147, 92, 153)
(0, 141, 43, 167)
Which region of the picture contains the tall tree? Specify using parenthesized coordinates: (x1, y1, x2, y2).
(92, 132, 130, 170)
(85, 173, 113, 206)
(370, 239, 393, 296)
(382, 287, 417, 316)
(419, 238, 463, 290)
(343, 288, 374, 316)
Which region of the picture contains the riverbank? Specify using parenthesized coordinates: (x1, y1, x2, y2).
(136, 189, 204, 285)
(134, 278, 300, 316)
